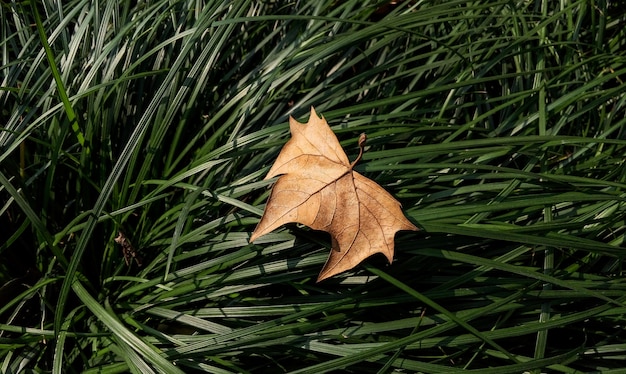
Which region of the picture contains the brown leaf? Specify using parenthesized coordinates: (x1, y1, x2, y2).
(250, 107, 417, 281)
(114, 231, 142, 267)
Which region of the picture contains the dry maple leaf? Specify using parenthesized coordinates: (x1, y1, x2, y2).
(250, 107, 417, 281)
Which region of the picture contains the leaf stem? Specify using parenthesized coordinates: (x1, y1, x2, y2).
(350, 133, 367, 168)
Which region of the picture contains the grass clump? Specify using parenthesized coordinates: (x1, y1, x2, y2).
(1, 0, 626, 372)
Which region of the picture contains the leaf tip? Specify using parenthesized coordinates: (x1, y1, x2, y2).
(316, 267, 335, 282)
(249, 225, 265, 243)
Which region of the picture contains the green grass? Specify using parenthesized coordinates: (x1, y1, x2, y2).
(1, 0, 626, 373)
